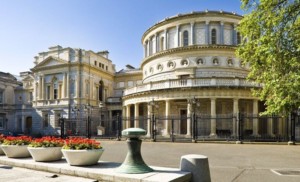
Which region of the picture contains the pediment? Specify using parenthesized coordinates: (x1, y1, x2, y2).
(33, 56, 68, 69)
(22, 75, 34, 82)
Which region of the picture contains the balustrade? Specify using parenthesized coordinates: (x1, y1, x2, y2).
(123, 78, 260, 96)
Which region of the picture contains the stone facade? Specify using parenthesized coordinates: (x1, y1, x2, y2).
(0, 11, 288, 138)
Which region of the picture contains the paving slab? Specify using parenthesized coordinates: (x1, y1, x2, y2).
(0, 156, 191, 182)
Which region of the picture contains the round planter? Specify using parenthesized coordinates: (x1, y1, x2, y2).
(1, 145, 31, 158)
(28, 147, 63, 162)
(0, 145, 5, 155)
(62, 148, 104, 166)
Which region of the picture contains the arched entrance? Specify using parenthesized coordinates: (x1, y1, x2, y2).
(26, 117, 32, 134)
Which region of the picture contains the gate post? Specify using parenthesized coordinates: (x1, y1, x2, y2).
(86, 116, 91, 139)
(151, 114, 156, 142)
(171, 119, 175, 142)
(192, 113, 197, 143)
(116, 113, 121, 141)
(288, 112, 296, 145)
(236, 112, 243, 144)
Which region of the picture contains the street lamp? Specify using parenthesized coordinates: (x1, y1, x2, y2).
(148, 98, 159, 141)
(189, 97, 200, 142)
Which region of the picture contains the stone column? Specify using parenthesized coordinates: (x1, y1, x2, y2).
(126, 105, 131, 128)
(205, 21, 210, 44)
(190, 22, 194, 45)
(66, 73, 69, 98)
(154, 33, 158, 54)
(62, 73, 66, 98)
(267, 116, 275, 137)
(210, 98, 217, 137)
(164, 29, 168, 50)
(41, 75, 45, 100)
(143, 44, 147, 58)
(176, 25, 180, 47)
(233, 98, 239, 136)
(187, 101, 192, 136)
(164, 100, 170, 136)
(220, 21, 224, 44)
(147, 104, 152, 137)
(122, 106, 126, 130)
(22, 116, 25, 133)
(252, 99, 259, 136)
(232, 24, 237, 45)
(147, 39, 150, 57)
(134, 103, 139, 128)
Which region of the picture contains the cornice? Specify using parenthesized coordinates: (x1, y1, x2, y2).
(142, 11, 243, 42)
(141, 45, 237, 67)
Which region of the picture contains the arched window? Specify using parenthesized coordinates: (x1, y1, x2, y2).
(211, 29, 217, 44)
(237, 32, 241, 45)
(160, 37, 164, 51)
(183, 31, 189, 46)
(99, 81, 103, 102)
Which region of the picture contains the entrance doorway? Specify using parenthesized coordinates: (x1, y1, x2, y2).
(26, 117, 32, 134)
(180, 110, 187, 134)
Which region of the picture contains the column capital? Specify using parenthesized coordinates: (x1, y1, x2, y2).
(220, 21, 224, 26)
(205, 20, 210, 25)
(190, 22, 195, 26)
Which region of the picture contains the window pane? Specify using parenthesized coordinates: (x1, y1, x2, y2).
(183, 31, 189, 46)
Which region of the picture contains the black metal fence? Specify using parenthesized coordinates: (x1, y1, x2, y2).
(59, 112, 300, 143)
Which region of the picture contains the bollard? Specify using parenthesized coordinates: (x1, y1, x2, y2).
(180, 154, 211, 182)
(116, 128, 153, 174)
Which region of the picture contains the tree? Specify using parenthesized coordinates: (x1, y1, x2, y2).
(237, 0, 300, 115)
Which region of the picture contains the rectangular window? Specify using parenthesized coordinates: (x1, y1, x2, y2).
(0, 116, 3, 129)
(94, 61, 97, 66)
(47, 86, 51, 100)
(70, 81, 75, 96)
(54, 82, 58, 100)
(0, 91, 3, 104)
(102, 64, 104, 69)
(106, 66, 108, 70)
(118, 82, 124, 88)
(29, 92, 33, 102)
(128, 81, 134, 87)
(59, 84, 62, 99)
(99, 63, 102, 68)
(86, 82, 90, 96)
(55, 113, 61, 127)
(43, 113, 49, 128)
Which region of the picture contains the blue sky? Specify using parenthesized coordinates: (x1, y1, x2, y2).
(0, 0, 244, 75)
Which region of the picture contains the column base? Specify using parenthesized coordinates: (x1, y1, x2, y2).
(236, 140, 243, 144)
(288, 141, 295, 145)
(209, 133, 217, 138)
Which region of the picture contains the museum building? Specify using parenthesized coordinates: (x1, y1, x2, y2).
(0, 11, 287, 138)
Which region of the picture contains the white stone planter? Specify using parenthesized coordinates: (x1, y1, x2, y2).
(62, 148, 104, 166)
(28, 147, 63, 162)
(1, 145, 31, 158)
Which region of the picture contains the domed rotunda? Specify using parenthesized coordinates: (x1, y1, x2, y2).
(122, 11, 284, 139)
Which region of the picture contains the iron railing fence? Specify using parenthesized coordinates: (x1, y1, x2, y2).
(58, 112, 298, 143)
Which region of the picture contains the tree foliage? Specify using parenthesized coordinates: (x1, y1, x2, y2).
(237, 0, 300, 115)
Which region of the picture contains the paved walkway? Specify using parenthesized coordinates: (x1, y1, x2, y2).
(100, 140, 300, 182)
(1, 141, 300, 182)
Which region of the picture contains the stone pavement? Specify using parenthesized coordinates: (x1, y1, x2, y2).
(100, 140, 300, 182)
(0, 156, 190, 182)
(1, 141, 300, 182)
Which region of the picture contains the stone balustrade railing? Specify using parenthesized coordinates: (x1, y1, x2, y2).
(123, 78, 261, 96)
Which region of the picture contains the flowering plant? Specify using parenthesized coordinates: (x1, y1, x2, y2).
(62, 137, 102, 150)
(2, 136, 32, 145)
(29, 136, 64, 148)
(0, 134, 5, 143)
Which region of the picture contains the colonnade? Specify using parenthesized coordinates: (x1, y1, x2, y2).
(144, 21, 238, 57)
(122, 98, 283, 137)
